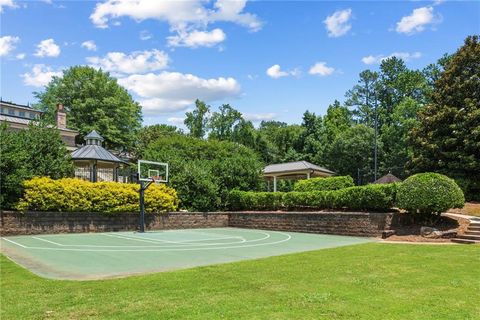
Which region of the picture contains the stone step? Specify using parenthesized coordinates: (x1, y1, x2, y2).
(451, 238, 480, 244)
(457, 234, 480, 241)
(468, 226, 480, 231)
(465, 230, 480, 235)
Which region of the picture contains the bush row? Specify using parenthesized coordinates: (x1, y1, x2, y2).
(293, 176, 354, 192)
(16, 177, 179, 213)
(229, 183, 399, 211)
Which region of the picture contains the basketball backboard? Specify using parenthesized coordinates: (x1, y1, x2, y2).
(138, 160, 168, 183)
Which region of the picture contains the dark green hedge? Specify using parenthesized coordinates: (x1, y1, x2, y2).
(293, 176, 354, 192)
(229, 183, 399, 211)
(397, 173, 464, 215)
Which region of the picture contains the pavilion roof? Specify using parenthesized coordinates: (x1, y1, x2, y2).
(263, 161, 335, 176)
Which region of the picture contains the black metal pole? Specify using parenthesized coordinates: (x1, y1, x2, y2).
(139, 181, 145, 233)
(374, 96, 378, 182)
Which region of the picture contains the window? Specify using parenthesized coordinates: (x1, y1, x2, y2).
(0, 107, 4, 114)
(29, 112, 36, 119)
(8, 108, 15, 116)
(19, 111, 26, 118)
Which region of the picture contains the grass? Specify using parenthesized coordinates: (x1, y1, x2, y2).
(1, 243, 479, 319)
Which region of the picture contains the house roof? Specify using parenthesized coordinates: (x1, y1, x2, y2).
(263, 161, 335, 175)
(373, 172, 402, 184)
(0, 100, 43, 113)
(71, 144, 126, 163)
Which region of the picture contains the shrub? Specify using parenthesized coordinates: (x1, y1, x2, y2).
(294, 176, 354, 192)
(0, 124, 73, 209)
(397, 173, 464, 216)
(16, 177, 179, 213)
(228, 183, 399, 211)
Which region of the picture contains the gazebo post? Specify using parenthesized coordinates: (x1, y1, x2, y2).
(273, 176, 277, 192)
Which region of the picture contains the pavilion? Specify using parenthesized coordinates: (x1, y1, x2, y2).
(263, 160, 335, 192)
(71, 130, 128, 182)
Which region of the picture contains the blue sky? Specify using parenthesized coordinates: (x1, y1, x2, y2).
(1, 0, 479, 127)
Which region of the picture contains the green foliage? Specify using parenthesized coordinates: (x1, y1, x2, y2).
(135, 124, 182, 158)
(143, 133, 263, 211)
(294, 176, 354, 192)
(229, 183, 398, 211)
(326, 125, 378, 184)
(184, 99, 210, 138)
(17, 177, 179, 213)
(397, 173, 464, 216)
(409, 36, 480, 201)
(0, 124, 73, 209)
(170, 161, 220, 212)
(34, 66, 142, 150)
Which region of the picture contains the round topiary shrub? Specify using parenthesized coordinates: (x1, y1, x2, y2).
(397, 173, 465, 217)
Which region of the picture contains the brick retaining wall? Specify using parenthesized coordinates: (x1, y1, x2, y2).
(0, 211, 394, 237)
(0, 211, 229, 236)
(228, 211, 394, 237)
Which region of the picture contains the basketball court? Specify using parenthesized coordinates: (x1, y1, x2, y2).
(1, 228, 373, 280)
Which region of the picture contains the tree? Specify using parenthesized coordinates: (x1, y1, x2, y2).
(299, 110, 323, 162)
(135, 124, 183, 158)
(0, 123, 74, 208)
(142, 134, 263, 211)
(345, 70, 379, 127)
(208, 104, 242, 140)
(326, 125, 379, 185)
(184, 99, 210, 138)
(35, 66, 142, 150)
(409, 35, 480, 200)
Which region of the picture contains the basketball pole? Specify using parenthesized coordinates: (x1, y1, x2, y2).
(138, 179, 153, 233)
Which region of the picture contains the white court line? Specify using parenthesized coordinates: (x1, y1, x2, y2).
(1, 237, 27, 248)
(0, 230, 291, 252)
(102, 233, 165, 244)
(32, 236, 65, 246)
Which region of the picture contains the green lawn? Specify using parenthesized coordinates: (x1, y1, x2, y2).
(1, 243, 479, 319)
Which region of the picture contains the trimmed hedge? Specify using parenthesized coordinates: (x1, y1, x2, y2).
(293, 176, 354, 192)
(16, 177, 179, 213)
(397, 173, 464, 215)
(229, 183, 399, 211)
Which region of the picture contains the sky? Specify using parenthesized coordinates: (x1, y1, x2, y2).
(1, 0, 479, 127)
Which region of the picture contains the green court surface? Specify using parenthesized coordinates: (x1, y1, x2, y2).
(1, 228, 373, 280)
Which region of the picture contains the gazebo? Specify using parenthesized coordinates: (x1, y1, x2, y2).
(263, 161, 335, 192)
(71, 130, 128, 182)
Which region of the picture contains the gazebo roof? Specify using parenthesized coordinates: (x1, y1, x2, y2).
(71, 130, 126, 164)
(71, 145, 126, 163)
(263, 161, 335, 176)
(84, 130, 104, 141)
(373, 172, 402, 184)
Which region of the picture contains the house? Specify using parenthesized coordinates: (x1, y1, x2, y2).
(0, 100, 78, 151)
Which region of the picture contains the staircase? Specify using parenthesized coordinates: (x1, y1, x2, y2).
(452, 221, 480, 244)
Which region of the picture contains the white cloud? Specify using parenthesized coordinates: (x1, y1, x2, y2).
(118, 71, 241, 114)
(361, 51, 422, 65)
(0, 35, 19, 56)
(22, 64, 62, 87)
(167, 117, 186, 125)
(81, 40, 97, 51)
(266, 64, 300, 79)
(34, 38, 61, 57)
(324, 9, 352, 37)
(243, 113, 277, 122)
(139, 30, 152, 40)
(90, 0, 261, 30)
(15, 52, 25, 60)
(87, 49, 169, 74)
(168, 28, 226, 48)
(308, 62, 335, 76)
(0, 0, 17, 13)
(395, 6, 439, 34)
